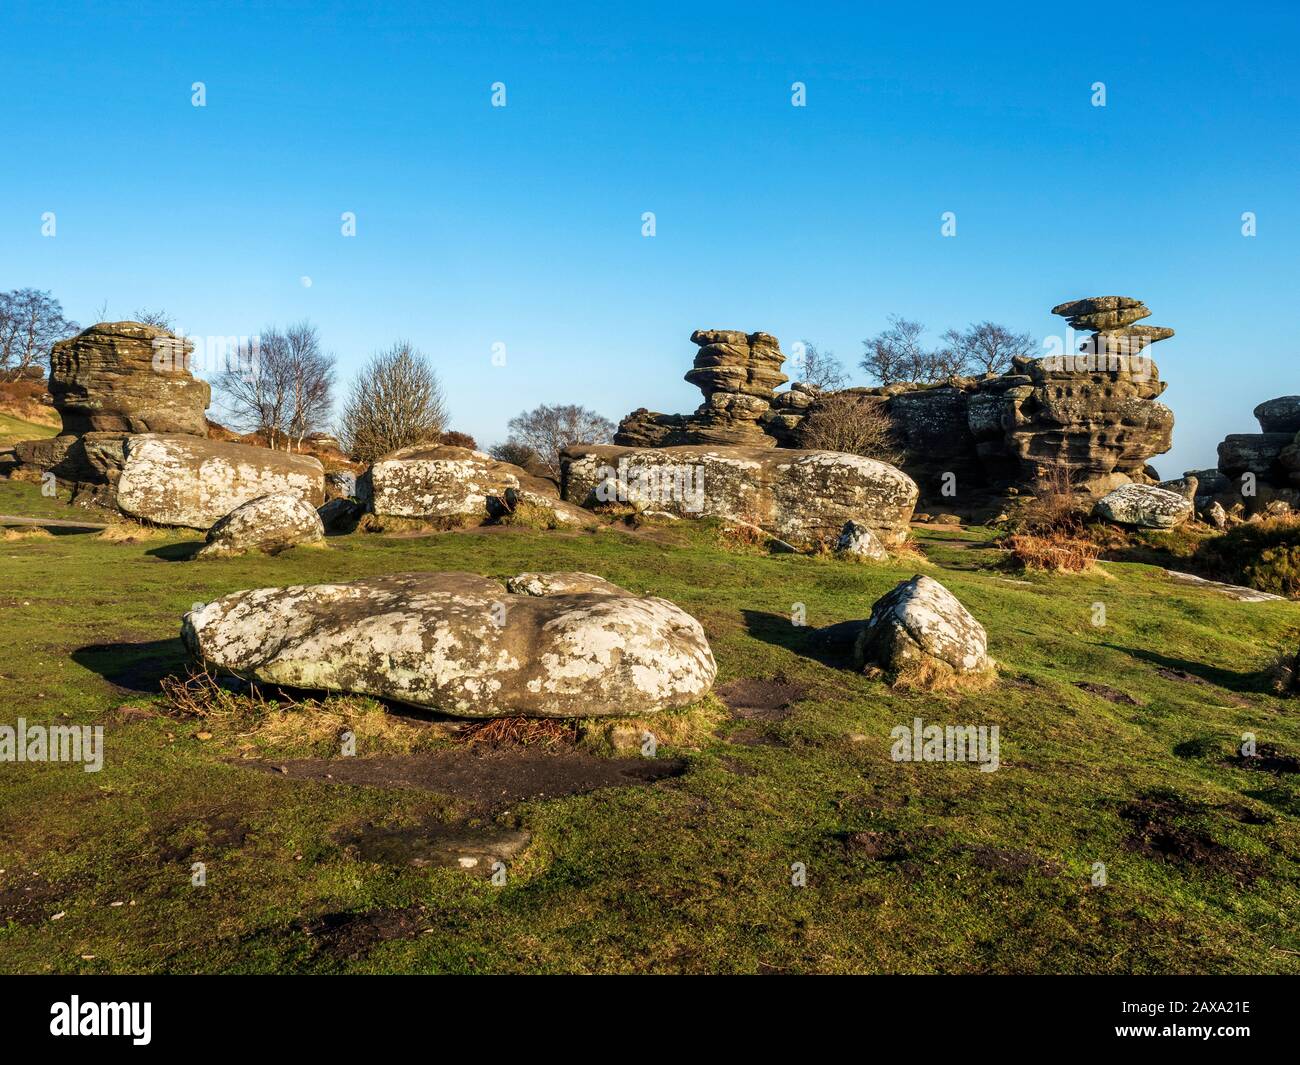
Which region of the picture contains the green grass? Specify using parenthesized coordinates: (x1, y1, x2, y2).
(0, 411, 56, 449)
(1, 478, 1299, 973)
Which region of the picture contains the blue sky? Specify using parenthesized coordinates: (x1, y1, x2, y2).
(1, 0, 1296, 475)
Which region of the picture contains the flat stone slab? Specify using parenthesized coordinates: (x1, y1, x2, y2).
(1163, 570, 1288, 603)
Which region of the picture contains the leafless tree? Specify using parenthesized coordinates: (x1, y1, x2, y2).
(489, 440, 539, 468)
(794, 341, 848, 390)
(861, 316, 931, 385)
(797, 392, 901, 464)
(133, 307, 176, 330)
(339, 340, 447, 463)
(216, 321, 335, 451)
(503, 403, 615, 478)
(941, 321, 1036, 376)
(0, 289, 79, 376)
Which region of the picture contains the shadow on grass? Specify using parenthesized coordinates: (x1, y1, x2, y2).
(72, 637, 187, 693)
(741, 609, 857, 669)
(145, 541, 204, 562)
(1108, 643, 1270, 695)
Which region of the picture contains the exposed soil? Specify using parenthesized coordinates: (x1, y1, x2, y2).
(1119, 792, 1263, 882)
(334, 816, 530, 875)
(715, 674, 808, 721)
(965, 844, 1063, 879)
(1233, 743, 1300, 776)
(243, 748, 688, 812)
(298, 905, 430, 960)
(1075, 682, 1140, 706)
(0, 869, 69, 925)
(149, 810, 251, 864)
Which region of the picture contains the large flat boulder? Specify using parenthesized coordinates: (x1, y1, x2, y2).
(117, 434, 325, 529)
(1255, 397, 1300, 434)
(561, 444, 917, 547)
(1093, 482, 1193, 528)
(182, 571, 716, 718)
(368, 445, 562, 522)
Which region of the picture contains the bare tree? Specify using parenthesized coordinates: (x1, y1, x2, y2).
(861, 316, 930, 385)
(489, 440, 538, 468)
(339, 341, 447, 463)
(133, 307, 175, 330)
(0, 289, 79, 376)
(503, 404, 615, 478)
(216, 321, 335, 451)
(941, 321, 1036, 376)
(794, 341, 848, 390)
(797, 392, 901, 464)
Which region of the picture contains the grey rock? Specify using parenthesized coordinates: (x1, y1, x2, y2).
(853, 575, 991, 675)
(1093, 483, 1194, 528)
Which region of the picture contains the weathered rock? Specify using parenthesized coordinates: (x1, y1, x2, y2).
(1093, 483, 1193, 528)
(835, 519, 888, 560)
(197, 493, 325, 559)
(1158, 474, 1198, 502)
(1255, 397, 1300, 434)
(182, 571, 717, 718)
(117, 434, 325, 529)
(1217, 433, 1291, 478)
(506, 572, 627, 597)
(325, 470, 358, 499)
(369, 445, 559, 522)
(853, 575, 991, 675)
(318, 497, 363, 533)
(1202, 500, 1228, 530)
(48, 322, 210, 436)
(562, 444, 918, 546)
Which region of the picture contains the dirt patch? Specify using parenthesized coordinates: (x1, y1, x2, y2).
(0, 869, 70, 925)
(965, 844, 1063, 879)
(721, 726, 786, 747)
(334, 816, 530, 875)
(715, 674, 808, 721)
(299, 906, 430, 960)
(1233, 743, 1300, 776)
(243, 748, 688, 812)
(1156, 666, 1212, 687)
(1075, 682, 1139, 706)
(1119, 792, 1263, 882)
(149, 811, 250, 864)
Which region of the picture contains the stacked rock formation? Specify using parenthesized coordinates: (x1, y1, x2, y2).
(1188, 396, 1300, 517)
(615, 330, 788, 447)
(611, 301, 1176, 503)
(13, 322, 210, 506)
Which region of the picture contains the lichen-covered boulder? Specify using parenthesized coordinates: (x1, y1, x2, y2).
(1217, 433, 1292, 478)
(197, 492, 325, 559)
(116, 434, 325, 529)
(854, 575, 991, 676)
(324, 470, 358, 499)
(1093, 483, 1193, 528)
(505, 572, 627, 596)
(835, 519, 888, 560)
(181, 571, 716, 718)
(369, 445, 561, 522)
(561, 444, 917, 547)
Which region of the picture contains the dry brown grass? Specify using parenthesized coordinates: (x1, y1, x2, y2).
(0, 526, 53, 541)
(462, 716, 577, 748)
(878, 658, 998, 695)
(1006, 532, 1101, 573)
(97, 522, 167, 543)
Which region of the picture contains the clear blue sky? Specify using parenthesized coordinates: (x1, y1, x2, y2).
(2, 0, 1296, 476)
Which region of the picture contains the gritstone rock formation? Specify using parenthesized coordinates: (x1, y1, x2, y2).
(614, 303, 1176, 503)
(1186, 396, 1300, 519)
(182, 571, 717, 718)
(13, 322, 211, 506)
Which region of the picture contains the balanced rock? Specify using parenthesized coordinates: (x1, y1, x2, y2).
(1093, 483, 1193, 528)
(835, 519, 888, 560)
(117, 434, 325, 529)
(182, 571, 717, 718)
(197, 493, 325, 559)
(1254, 397, 1300, 435)
(562, 444, 918, 547)
(853, 575, 991, 676)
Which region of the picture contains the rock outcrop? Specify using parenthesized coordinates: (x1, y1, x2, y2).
(367, 444, 590, 527)
(197, 492, 326, 559)
(182, 571, 717, 718)
(12, 321, 211, 506)
(835, 519, 888, 560)
(1093, 483, 1193, 528)
(561, 444, 918, 546)
(1191, 395, 1300, 520)
(614, 331, 789, 448)
(610, 303, 1175, 505)
(853, 575, 992, 676)
(117, 434, 325, 529)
